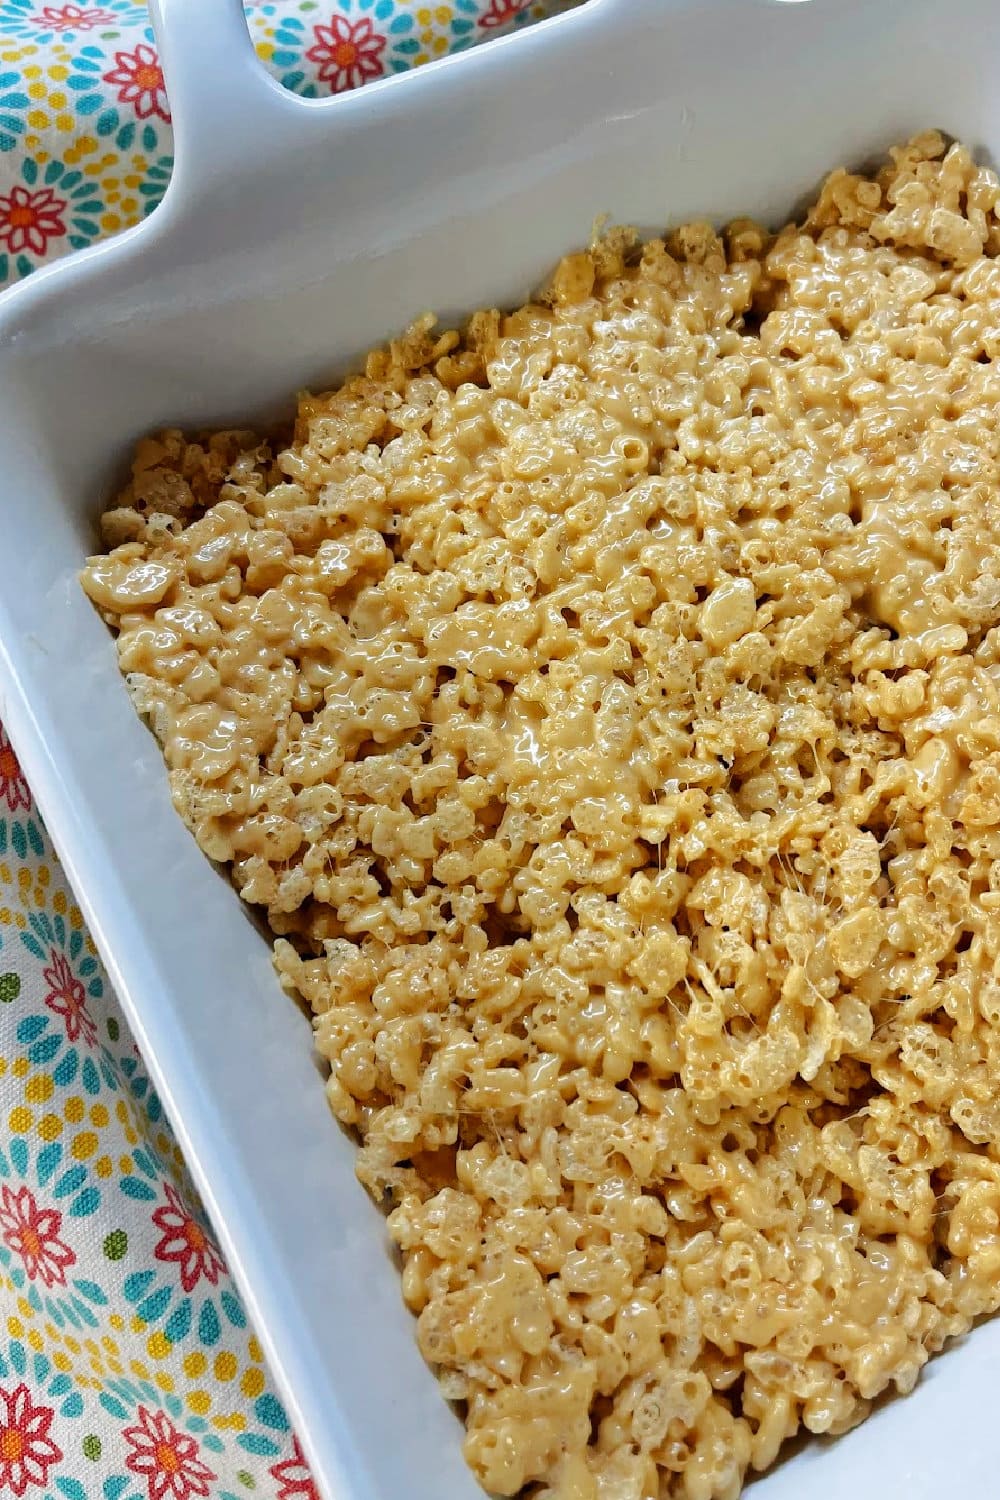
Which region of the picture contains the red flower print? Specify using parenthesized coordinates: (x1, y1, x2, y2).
(103, 43, 170, 122)
(32, 4, 117, 29)
(0, 1384, 61, 1497)
(123, 1407, 215, 1500)
(479, 0, 531, 26)
(0, 1185, 75, 1289)
(305, 15, 386, 93)
(42, 949, 97, 1046)
(270, 1435, 320, 1500)
(0, 725, 31, 814)
(0, 186, 67, 259)
(152, 1182, 225, 1294)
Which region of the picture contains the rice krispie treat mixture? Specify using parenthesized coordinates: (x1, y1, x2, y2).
(83, 132, 1000, 1500)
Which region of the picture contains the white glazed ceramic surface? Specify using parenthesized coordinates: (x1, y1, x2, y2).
(1, 1, 999, 1495)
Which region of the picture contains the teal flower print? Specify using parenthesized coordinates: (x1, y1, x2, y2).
(20, 911, 104, 1044)
(64, 44, 168, 155)
(0, 1345, 87, 1456)
(122, 1405, 216, 1500)
(0, 1381, 62, 1496)
(42, 947, 97, 1047)
(0, 1182, 76, 1287)
(96, 1357, 286, 1463)
(0, 0, 144, 43)
(270, 1, 415, 97)
(137, 152, 171, 218)
(0, 1134, 103, 1230)
(0, 156, 104, 280)
(0, 1137, 107, 1334)
(0, 68, 29, 153)
(14, 912, 117, 1101)
(269, 1434, 319, 1500)
(102, 41, 170, 122)
(0, 725, 43, 865)
(151, 1183, 225, 1295)
(0, 726, 29, 814)
(478, 0, 530, 26)
(0, 179, 66, 263)
(304, 12, 385, 91)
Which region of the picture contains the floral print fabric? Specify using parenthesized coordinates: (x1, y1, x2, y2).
(0, 0, 577, 282)
(0, 2, 578, 1495)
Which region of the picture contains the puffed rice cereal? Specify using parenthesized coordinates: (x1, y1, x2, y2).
(83, 132, 1000, 1500)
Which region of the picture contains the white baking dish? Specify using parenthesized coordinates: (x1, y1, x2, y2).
(2, 0, 1000, 1494)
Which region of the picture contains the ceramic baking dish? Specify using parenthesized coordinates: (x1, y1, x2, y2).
(2, 0, 1000, 1494)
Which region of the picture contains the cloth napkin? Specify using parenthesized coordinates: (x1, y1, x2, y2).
(0, 4, 576, 1497)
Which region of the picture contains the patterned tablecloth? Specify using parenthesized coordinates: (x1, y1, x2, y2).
(0, 4, 575, 1497)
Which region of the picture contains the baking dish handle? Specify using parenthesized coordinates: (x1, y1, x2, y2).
(149, 0, 290, 181)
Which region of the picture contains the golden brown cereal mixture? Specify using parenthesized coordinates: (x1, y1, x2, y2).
(83, 132, 1000, 1499)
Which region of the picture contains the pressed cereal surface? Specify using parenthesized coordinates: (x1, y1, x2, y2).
(80, 132, 1000, 1499)
(0, 3, 579, 1499)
